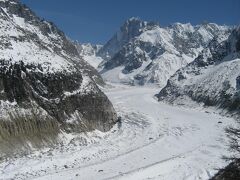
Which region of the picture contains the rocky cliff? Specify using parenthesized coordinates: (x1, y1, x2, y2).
(0, 0, 117, 155)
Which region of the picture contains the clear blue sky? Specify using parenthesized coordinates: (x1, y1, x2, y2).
(21, 0, 240, 44)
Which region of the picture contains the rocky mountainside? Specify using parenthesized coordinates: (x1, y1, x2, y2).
(76, 43, 102, 57)
(75, 42, 103, 69)
(98, 18, 231, 87)
(0, 0, 117, 155)
(97, 17, 158, 60)
(157, 27, 240, 116)
(211, 159, 240, 180)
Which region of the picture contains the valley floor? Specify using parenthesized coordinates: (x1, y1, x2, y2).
(0, 84, 237, 180)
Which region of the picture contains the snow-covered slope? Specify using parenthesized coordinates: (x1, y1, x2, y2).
(98, 18, 231, 87)
(157, 27, 240, 116)
(0, 0, 117, 155)
(1, 84, 236, 180)
(75, 42, 103, 69)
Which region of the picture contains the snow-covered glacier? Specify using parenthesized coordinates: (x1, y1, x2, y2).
(0, 1, 239, 180)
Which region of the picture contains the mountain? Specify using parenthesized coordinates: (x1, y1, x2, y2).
(75, 42, 103, 69)
(77, 43, 102, 57)
(98, 18, 231, 87)
(97, 17, 158, 60)
(156, 27, 240, 116)
(0, 0, 117, 154)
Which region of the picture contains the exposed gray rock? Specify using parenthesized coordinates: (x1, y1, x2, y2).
(157, 27, 240, 115)
(97, 17, 158, 60)
(98, 18, 231, 87)
(237, 76, 240, 90)
(210, 159, 240, 180)
(75, 42, 102, 57)
(0, 0, 117, 155)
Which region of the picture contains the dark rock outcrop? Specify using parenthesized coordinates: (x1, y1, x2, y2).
(237, 76, 240, 90)
(0, 60, 116, 132)
(210, 159, 240, 180)
(0, 0, 117, 154)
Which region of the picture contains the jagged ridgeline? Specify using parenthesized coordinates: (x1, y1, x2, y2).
(98, 17, 231, 87)
(156, 27, 240, 117)
(0, 0, 117, 155)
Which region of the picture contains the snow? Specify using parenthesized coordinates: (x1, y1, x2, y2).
(101, 51, 196, 88)
(172, 57, 240, 103)
(76, 43, 103, 69)
(139, 27, 176, 53)
(0, 100, 51, 122)
(171, 23, 195, 36)
(65, 110, 83, 124)
(0, 6, 237, 179)
(0, 39, 74, 73)
(100, 20, 229, 87)
(102, 66, 126, 84)
(83, 55, 103, 69)
(102, 57, 152, 85)
(64, 75, 97, 97)
(197, 58, 240, 89)
(140, 52, 193, 88)
(0, 5, 76, 74)
(197, 26, 214, 42)
(0, 84, 237, 180)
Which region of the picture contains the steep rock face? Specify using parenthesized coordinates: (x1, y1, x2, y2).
(97, 17, 157, 60)
(98, 18, 230, 87)
(210, 159, 240, 180)
(157, 27, 240, 115)
(0, 0, 117, 153)
(0, 61, 116, 132)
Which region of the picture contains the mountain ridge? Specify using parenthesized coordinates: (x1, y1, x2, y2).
(0, 0, 117, 155)
(96, 17, 231, 87)
(156, 26, 240, 117)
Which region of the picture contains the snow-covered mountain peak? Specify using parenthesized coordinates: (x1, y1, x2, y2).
(75, 42, 102, 56)
(121, 17, 158, 32)
(127, 16, 141, 22)
(97, 17, 158, 60)
(98, 19, 231, 87)
(122, 17, 143, 27)
(169, 22, 194, 33)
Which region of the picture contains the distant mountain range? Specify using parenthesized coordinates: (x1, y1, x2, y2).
(157, 27, 240, 116)
(79, 17, 239, 116)
(80, 18, 231, 88)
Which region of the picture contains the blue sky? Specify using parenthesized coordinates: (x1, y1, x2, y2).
(21, 0, 240, 44)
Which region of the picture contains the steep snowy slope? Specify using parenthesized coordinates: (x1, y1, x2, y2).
(75, 42, 103, 69)
(157, 27, 240, 116)
(0, 0, 117, 155)
(99, 18, 230, 87)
